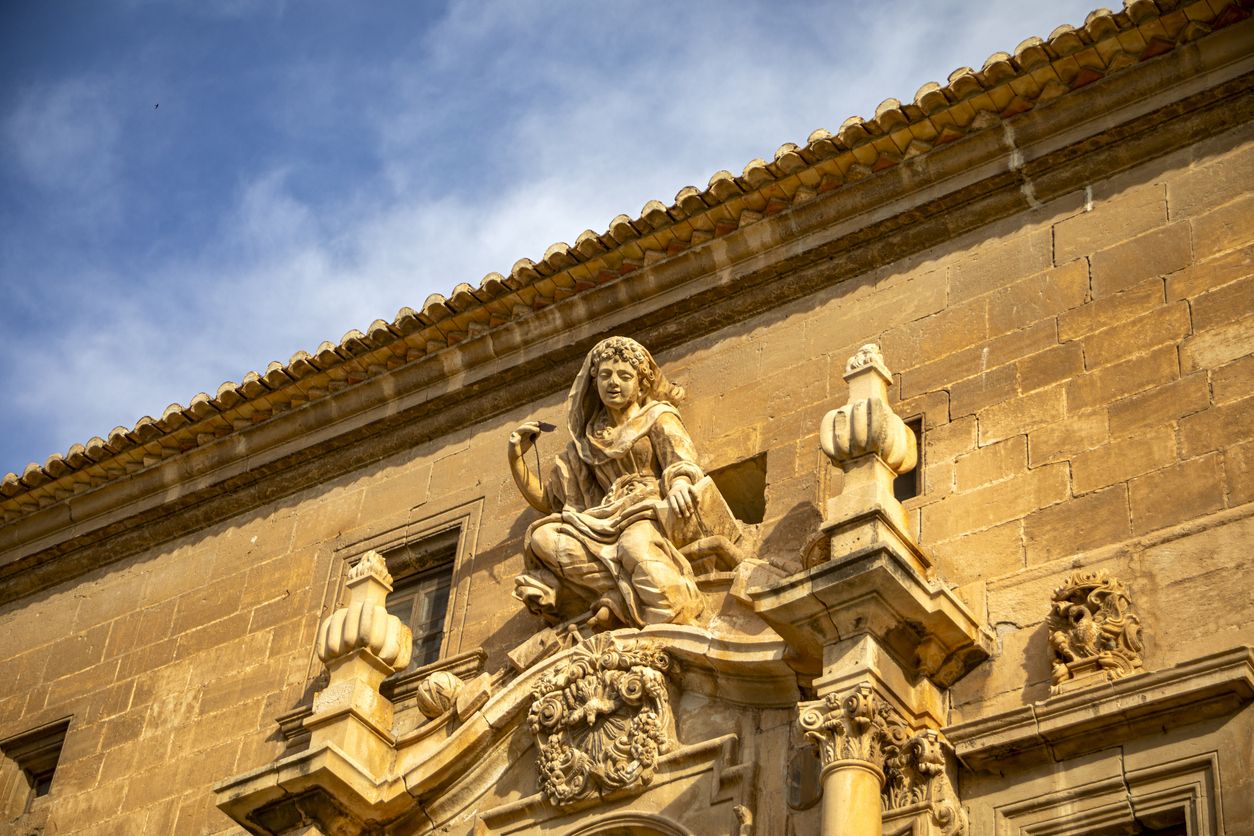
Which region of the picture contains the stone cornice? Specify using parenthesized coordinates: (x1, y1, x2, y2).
(2, 8, 1252, 602)
(945, 645, 1254, 770)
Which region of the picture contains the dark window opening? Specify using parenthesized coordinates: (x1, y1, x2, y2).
(379, 528, 458, 670)
(786, 746, 822, 810)
(893, 417, 923, 502)
(708, 453, 767, 525)
(1, 718, 70, 810)
(1131, 808, 1187, 835)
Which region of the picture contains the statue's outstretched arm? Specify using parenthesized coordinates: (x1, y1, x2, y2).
(508, 421, 551, 514)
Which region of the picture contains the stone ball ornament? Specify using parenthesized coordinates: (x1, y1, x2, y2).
(415, 670, 464, 719)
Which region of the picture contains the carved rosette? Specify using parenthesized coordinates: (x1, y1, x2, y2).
(797, 683, 910, 773)
(883, 729, 968, 836)
(527, 633, 677, 805)
(1048, 570, 1143, 688)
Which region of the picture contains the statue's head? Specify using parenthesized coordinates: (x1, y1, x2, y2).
(568, 337, 684, 435)
(590, 337, 654, 408)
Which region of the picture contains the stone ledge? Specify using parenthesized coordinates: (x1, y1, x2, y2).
(946, 645, 1254, 771)
(748, 542, 994, 688)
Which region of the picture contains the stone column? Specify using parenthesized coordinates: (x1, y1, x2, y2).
(750, 344, 990, 835)
(799, 683, 904, 836)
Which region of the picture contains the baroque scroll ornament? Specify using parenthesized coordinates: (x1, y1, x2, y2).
(528, 634, 677, 805)
(1048, 570, 1143, 687)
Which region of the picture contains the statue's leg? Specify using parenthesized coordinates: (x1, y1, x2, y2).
(616, 521, 704, 625)
(530, 523, 615, 603)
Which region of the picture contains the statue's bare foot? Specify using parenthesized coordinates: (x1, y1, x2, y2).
(560, 604, 615, 638)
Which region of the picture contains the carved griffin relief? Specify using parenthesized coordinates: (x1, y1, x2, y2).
(1048, 570, 1143, 688)
(527, 634, 678, 805)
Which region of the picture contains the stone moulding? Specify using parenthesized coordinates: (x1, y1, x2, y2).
(527, 634, 677, 805)
(478, 733, 753, 834)
(1048, 569, 1143, 690)
(749, 542, 993, 687)
(945, 645, 1254, 771)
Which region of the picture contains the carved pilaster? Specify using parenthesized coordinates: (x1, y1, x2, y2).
(1048, 570, 1143, 691)
(883, 729, 967, 836)
(527, 633, 678, 805)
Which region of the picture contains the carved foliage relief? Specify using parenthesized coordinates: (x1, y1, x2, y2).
(798, 683, 909, 768)
(1048, 570, 1143, 687)
(528, 634, 678, 805)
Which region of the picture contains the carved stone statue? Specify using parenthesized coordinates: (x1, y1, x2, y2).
(508, 336, 732, 632)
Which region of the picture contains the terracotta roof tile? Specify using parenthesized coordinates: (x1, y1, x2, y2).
(4, 0, 1249, 520)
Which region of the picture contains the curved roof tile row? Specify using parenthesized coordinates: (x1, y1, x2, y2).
(2, 0, 1246, 520)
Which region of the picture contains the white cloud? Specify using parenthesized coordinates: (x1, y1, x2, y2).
(3, 77, 123, 226)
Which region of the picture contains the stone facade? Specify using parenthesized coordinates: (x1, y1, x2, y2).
(2, 2, 1253, 834)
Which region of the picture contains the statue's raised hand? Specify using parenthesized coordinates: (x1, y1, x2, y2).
(508, 421, 553, 514)
(508, 421, 544, 461)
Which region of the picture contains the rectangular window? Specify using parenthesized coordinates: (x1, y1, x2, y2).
(1, 718, 69, 813)
(379, 527, 458, 670)
(893, 416, 923, 502)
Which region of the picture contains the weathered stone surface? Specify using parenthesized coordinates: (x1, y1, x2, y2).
(1053, 184, 1167, 265)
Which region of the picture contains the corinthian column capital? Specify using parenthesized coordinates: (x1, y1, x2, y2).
(797, 682, 910, 776)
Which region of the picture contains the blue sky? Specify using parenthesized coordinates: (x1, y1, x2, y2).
(0, 0, 1102, 477)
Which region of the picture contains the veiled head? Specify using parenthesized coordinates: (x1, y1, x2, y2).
(567, 337, 684, 437)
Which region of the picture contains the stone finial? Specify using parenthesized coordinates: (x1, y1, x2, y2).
(843, 343, 891, 378)
(821, 344, 916, 473)
(316, 551, 411, 670)
(1048, 570, 1143, 691)
(347, 549, 392, 587)
(304, 552, 414, 768)
(816, 345, 920, 566)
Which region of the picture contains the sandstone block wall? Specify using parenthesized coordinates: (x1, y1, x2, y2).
(0, 121, 1249, 836)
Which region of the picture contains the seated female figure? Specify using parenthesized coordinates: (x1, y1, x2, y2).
(508, 336, 705, 630)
